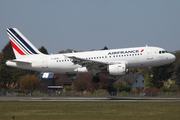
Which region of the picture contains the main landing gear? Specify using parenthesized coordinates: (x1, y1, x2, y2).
(92, 73, 100, 83)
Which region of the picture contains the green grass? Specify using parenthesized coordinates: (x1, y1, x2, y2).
(0, 101, 180, 120)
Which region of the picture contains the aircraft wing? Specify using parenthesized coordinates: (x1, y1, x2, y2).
(65, 55, 108, 71)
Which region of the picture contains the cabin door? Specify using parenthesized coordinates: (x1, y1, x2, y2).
(147, 48, 153, 59)
(42, 57, 48, 68)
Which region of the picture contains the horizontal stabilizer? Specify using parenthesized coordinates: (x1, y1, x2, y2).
(39, 73, 54, 78)
(7, 59, 31, 64)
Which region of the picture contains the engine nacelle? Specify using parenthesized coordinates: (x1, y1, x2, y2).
(108, 64, 127, 75)
(74, 67, 88, 73)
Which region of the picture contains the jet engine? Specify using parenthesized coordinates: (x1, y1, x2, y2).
(107, 64, 127, 75)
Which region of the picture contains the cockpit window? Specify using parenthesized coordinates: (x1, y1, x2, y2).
(159, 51, 168, 54)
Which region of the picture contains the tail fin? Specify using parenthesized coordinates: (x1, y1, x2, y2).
(6, 28, 42, 59)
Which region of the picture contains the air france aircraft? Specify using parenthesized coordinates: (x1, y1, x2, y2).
(6, 28, 176, 83)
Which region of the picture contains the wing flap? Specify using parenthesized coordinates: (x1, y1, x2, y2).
(67, 56, 107, 65)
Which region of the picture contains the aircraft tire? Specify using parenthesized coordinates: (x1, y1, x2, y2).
(92, 76, 100, 83)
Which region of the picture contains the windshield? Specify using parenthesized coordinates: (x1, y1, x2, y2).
(159, 50, 168, 54)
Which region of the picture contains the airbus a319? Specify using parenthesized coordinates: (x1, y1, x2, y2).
(6, 28, 176, 83)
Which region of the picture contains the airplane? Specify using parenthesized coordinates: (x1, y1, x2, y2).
(6, 28, 176, 83)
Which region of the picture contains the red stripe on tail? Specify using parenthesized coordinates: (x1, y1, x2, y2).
(10, 40, 26, 55)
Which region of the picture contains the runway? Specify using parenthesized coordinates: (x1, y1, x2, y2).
(0, 97, 180, 102)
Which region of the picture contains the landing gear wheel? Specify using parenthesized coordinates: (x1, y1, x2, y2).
(92, 74, 100, 83)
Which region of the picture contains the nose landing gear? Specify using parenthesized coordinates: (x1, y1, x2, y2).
(149, 66, 153, 77)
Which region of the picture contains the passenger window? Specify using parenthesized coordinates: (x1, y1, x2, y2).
(159, 51, 161, 54)
(105, 56, 107, 58)
(162, 51, 165, 53)
(109, 56, 111, 58)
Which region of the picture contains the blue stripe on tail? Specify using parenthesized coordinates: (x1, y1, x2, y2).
(9, 28, 38, 54)
(7, 29, 31, 54)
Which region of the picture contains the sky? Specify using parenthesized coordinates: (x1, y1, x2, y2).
(0, 0, 180, 54)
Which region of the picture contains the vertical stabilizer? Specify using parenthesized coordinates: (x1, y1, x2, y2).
(6, 28, 42, 59)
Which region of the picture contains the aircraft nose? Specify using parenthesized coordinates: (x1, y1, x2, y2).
(168, 54, 176, 63)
